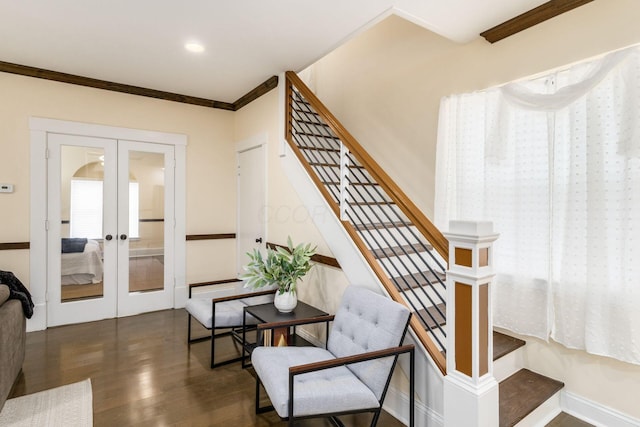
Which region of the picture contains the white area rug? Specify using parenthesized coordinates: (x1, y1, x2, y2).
(0, 379, 93, 426)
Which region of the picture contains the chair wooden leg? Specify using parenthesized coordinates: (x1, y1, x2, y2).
(187, 315, 192, 342)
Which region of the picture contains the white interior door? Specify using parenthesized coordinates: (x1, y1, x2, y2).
(47, 134, 175, 325)
(47, 133, 118, 326)
(237, 142, 266, 277)
(117, 140, 175, 316)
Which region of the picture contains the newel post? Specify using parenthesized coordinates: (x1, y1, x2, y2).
(443, 221, 499, 427)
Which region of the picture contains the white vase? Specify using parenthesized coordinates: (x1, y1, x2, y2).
(274, 290, 297, 313)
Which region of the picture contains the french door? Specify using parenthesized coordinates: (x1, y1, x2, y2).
(47, 133, 175, 326)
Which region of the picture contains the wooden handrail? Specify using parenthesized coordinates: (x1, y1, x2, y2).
(285, 71, 449, 261)
(284, 71, 448, 375)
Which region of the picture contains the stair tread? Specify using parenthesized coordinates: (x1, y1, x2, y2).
(499, 369, 564, 427)
(395, 271, 446, 289)
(350, 181, 379, 186)
(292, 106, 318, 116)
(307, 162, 368, 171)
(371, 243, 433, 259)
(354, 221, 412, 231)
(493, 331, 526, 361)
(294, 130, 340, 140)
(371, 244, 431, 258)
(349, 200, 393, 206)
(309, 162, 339, 168)
(416, 303, 446, 329)
(297, 145, 340, 153)
(291, 93, 310, 105)
(546, 412, 594, 427)
(294, 119, 331, 128)
(325, 183, 379, 188)
(349, 164, 366, 169)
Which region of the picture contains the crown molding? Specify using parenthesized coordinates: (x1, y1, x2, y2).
(481, 0, 594, 43)
(234, 76, 279, 110)
(0, 60, 277, 111)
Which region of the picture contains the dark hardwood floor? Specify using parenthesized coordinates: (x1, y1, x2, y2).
(10, 309, 406, 427)
(547, 412, 594, 427)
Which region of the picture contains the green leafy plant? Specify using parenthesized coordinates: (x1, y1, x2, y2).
(241, 237, 317, 294)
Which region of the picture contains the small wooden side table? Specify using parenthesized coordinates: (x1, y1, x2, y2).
(241, 301, 331, 367)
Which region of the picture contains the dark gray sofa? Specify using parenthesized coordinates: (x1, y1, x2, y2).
(0, 284, 26, 411)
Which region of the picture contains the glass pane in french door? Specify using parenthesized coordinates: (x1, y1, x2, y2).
(60, 145, 105, 302)
(128, 150, 165, 293)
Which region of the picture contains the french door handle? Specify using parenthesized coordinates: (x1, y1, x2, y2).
(120, 234, 128, 241)
(105, 234, 113, 241)
(255, 237, 263, 243)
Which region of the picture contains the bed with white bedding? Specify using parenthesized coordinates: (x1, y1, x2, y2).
(61, 239, 104, 285)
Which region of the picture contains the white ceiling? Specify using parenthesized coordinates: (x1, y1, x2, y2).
(0, 0, 548, 103)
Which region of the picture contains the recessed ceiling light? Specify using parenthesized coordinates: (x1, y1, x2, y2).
(184, 42, 205, 53)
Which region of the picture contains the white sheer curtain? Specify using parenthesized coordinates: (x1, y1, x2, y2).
(435, 45, 640, 364)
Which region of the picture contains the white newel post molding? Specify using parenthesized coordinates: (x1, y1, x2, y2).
(443, 221, 499, 427)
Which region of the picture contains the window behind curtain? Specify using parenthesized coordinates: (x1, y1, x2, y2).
(436, 45, 640, 365)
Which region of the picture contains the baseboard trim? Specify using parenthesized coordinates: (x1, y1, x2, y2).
(384, 385, 444, 427)
(26, 302, 46, 332)
(562, 391, 640, 427)
(174, 284, 188, 309)
(294, 328, 324, 348)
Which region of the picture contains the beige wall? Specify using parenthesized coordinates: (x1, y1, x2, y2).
(0, 72, 237, 285)
(307, 0, 640, 220)
(303, 0, 640, 419)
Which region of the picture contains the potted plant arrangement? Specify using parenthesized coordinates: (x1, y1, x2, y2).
(241, 237, 317, 313)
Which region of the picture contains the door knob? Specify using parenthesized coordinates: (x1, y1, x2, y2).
(105, 234, 113, 241)
(255, 237, 263, 243)
(120, 234, 128, 240)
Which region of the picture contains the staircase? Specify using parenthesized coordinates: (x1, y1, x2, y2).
(282, 71, 591, 426)
(285, 70, 448, 373)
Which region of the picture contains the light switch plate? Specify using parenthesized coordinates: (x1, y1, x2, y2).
(0, 183, 14, 193)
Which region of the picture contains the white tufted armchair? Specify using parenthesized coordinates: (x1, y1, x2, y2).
(252, 285, 415, 427)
